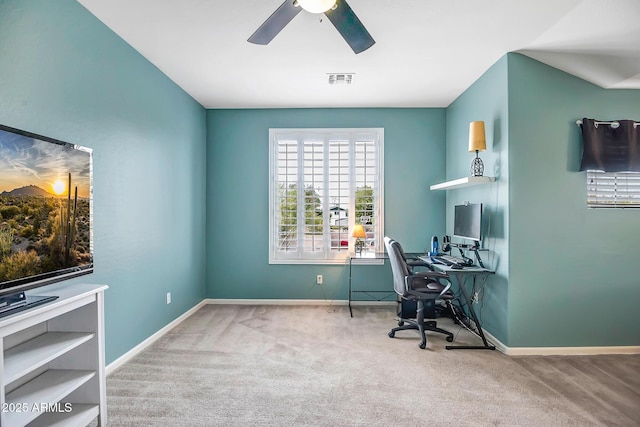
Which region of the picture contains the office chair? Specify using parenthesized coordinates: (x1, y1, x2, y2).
(384, 237, 454, 349)
(395, 242, 434, 274)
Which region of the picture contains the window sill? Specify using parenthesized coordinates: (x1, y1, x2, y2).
(349, 253, 386, 265)
(270, 258, 351, 265)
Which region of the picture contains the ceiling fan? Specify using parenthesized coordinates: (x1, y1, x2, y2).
(248, 0, 375, 54)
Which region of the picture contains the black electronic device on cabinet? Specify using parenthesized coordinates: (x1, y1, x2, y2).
(0, 124, 93, 316)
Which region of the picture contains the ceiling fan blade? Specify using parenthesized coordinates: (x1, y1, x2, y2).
(325, 0, 375, 54)
(248, 0, 302, 45)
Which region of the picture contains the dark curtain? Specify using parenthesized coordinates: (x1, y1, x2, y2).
(579, 118, 640, 172)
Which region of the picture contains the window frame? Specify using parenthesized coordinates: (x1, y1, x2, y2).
(269, 128, 384, 264)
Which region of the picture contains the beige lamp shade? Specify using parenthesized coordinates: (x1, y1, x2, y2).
(352, 224, 366, 238)
(298, 0, 337, 13)
(468, 121, 486, 152)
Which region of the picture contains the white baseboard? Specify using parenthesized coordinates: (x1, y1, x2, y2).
(105, 299, 208, 376)
(480, 328, 508, 353)
(203, 298, 395, 307)
(481, 328, 640, 355)
(505, 345, 640, 356)
(348, 300, 396, 307)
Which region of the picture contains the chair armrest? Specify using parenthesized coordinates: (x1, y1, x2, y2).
(406, 259, 435, 271)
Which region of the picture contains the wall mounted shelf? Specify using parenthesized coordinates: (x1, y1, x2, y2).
(430, 176, 495, 190)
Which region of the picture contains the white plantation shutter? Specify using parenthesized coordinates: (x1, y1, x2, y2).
(269, 129, 384, 264)
(329, 140, 350, 252)
(353, 140, 378, 245)
(303, 140, 324, 254)
(275, 139, 299, 252)
(587, 170, 640, 208)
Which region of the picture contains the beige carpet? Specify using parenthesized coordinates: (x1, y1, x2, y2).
(105, 305, 640, 426)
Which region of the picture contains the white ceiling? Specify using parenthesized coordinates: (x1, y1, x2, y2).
(77, 0, 640, 109)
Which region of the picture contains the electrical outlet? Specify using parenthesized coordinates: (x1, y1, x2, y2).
(166, 292, 171, 304)
(316, 275, 323, 285)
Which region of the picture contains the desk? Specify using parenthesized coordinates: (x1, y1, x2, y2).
(347, 253, 396, 317)
(418, 256, 496, 350)
(347, 252, 435, 317)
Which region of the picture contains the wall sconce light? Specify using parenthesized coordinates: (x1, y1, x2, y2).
(352, 224, 366, 255)
(468, 121, 486, 177)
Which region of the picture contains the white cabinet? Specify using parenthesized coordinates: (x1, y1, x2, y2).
(0, 284, 107, 426)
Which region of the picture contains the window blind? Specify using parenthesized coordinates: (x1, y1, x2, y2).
(587, 170, 640, 208)
(270, 129, 383, 264)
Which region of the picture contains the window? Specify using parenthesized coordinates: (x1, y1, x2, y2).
(587, 170, 640, 208)
(269, 128, 384, 264)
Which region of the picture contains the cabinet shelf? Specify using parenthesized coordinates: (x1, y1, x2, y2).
(28, 403, 100, 427)
(430, 176, 495, 190)
(5, 369, 95, 426)
(4, 332, 94, 384)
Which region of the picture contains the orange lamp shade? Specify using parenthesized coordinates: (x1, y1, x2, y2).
(352, 224, 366, 238)
(468, 121, 486, 152)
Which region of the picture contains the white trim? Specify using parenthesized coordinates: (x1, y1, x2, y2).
(482, 328, 640, 355)
(480, 328, 508, 353)
(269, 258, 352, 265)
(105, 300, 208, 376)
(203, 298, 395, 307)
(505, 345, 640, 356)
(349, 257, 385, 265)
(348, 300, 395, 307)
(269, 128, 384, 264)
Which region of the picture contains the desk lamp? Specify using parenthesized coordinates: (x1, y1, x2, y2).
(352, 224, 366, 255)
(469, 121, 486, 176)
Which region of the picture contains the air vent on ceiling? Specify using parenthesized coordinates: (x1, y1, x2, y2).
(328, 73, 354, 85)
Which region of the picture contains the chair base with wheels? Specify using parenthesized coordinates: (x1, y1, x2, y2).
(389, 299, 454, 349)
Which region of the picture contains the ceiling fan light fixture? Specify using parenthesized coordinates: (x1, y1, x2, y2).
(297, 0, 337, 13)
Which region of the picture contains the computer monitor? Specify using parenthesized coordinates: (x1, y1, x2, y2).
(453, 203, 482, 242)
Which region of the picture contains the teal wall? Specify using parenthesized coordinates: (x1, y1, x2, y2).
(0, 0, 207, 363)
(2, 0, 636, 360)
(445, 57, 510, 344)
(507, 53, 640, 347)
(446, 52, 640, 347)
(206, 109, 446, 300)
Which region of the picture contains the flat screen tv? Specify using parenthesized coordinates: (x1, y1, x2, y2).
(0, 124, 93, 315)
(453, 203, 482, 242)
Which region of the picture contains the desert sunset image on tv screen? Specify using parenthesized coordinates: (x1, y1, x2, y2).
(0, 126, 93, 287)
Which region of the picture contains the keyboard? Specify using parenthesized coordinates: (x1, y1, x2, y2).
(431, 254, 474, 267)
